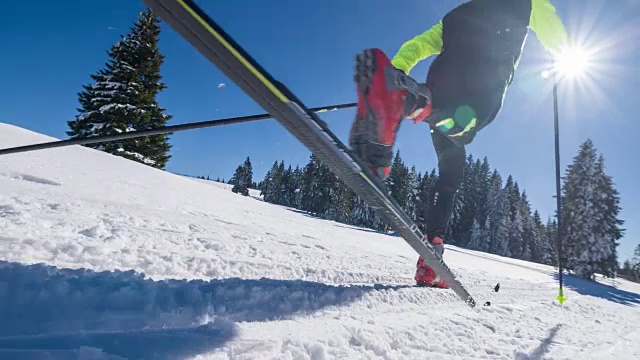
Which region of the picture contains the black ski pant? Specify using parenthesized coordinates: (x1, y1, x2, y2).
(422, 56, 508, 243)
(424, 128, 465, 243)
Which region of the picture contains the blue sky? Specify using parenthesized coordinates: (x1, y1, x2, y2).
(1, 0, 639, 261)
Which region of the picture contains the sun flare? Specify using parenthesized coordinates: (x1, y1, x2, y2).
(553, 46, 592, 79)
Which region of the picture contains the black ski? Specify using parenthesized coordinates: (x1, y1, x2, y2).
(141, 0, 476, 307)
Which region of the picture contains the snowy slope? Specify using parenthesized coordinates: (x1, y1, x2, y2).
(1, 122, 639, 360)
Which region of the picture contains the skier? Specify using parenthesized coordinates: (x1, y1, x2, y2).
(349, 0, 570, 288)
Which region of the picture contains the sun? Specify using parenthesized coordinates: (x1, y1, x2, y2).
(519, 2, 634, 127)
(553, 45, 592, 79)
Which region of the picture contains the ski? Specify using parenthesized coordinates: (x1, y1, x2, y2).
(141, 0, 476, 308)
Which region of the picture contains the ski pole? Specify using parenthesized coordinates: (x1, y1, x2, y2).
(0, 102, 356, 156)
(552, 74, 566, 305)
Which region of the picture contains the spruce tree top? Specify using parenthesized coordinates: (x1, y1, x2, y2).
(67, 9, 172, 169)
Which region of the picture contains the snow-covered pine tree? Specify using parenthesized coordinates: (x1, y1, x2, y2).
(67, 9, 171, 168)
(341, 183, 358, 225)
(503, 176, 526, 257)
(621, 256, 639, 283)
(261, 161, 283, 204)
(504, 176, 519, 221)
(279, 165, 294, 207)
(405, 165, 420, 222)
(563, 139, 621, 279)
(468, 218, 490, 251)
(259, 166, 271, 199)
(460, 157, 491, 248)
(316, 159, 337, 218)
(487, 170, 510, 256)
(529, 210, 545, 263)
(468, 219, 481, 250)
(327, 175, 348, 223)
(230, 164, 247, 196)
(593, 153, 624, 277)
(628, 245, 640, 281)
(508, 206, 525, 259)
(125, 9, 172, 168)
(292, 165, 303, 208)
(415, 169, 437, 233)
(451, 155, 478, 246)
(275, 161, 286, 205)
(277, 164, 290, 206)
(350, 197, 386, 231)
(442, 156, 475, 246)
(230, 156, 252, 196)
(544, 218, 559, 266)
(243, 157, 253, 192)
(386, 150, 410, 210)
(446, 185, 465, 246)
(300, 156, 317, 213)
(67, 39, 138, 151)
(475, 157, 492, 227)
(301, 154, 334, 216)
(349, 197, 366, 228)
(518, 191, 535, 261)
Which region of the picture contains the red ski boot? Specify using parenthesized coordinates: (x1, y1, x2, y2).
(415, 235, 449, 288)
(349, 48, 432, 179)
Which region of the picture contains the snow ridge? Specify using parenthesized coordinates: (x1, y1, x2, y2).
(0, 261, 419, 359)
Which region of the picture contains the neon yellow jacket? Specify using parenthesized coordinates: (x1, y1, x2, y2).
(391, 0, 570, 75)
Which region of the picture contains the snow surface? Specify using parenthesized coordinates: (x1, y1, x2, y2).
(0, 122, 639, 359)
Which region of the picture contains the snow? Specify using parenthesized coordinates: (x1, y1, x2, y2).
(1, 122, 639, 359)
(91, 81, 125, 90)
(98, 103, 138, 113)
(115, 148, 156, 166)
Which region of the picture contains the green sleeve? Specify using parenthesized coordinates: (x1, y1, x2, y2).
(391, 21, 443, 75)
(529, 0, 570, 53)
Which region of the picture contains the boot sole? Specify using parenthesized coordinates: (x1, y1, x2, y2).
(350, 49, 393, 169)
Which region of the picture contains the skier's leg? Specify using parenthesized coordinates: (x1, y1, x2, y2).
(426, 128, 466, 245)
(415, 129, 465, 288)
(349, 48, 433, 179)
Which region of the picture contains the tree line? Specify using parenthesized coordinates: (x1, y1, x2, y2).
(229, 139, 626, 281)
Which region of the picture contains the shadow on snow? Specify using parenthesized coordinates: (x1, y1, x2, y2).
(0, 260, 406, 359)
(554, 272, 640, 307)
(515, 323, 562, 360)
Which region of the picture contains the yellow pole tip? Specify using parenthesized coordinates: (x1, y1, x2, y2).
(556, 295, 567, 304)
